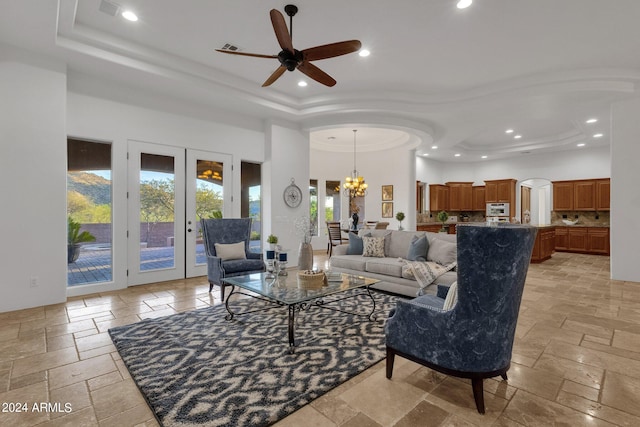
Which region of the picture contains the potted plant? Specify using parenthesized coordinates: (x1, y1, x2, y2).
(267, 234, 278, 250)
(68, 216, 96, 263)
(437, 210, 449, 232)
(395, 211, 405, 230)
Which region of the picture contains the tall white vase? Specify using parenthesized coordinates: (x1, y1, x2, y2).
(298, 242, 314, 270)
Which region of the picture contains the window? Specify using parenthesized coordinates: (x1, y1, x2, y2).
(325, 180, 341, 223)
(67, 139, 112, 286)
(241, 161, 262, 253)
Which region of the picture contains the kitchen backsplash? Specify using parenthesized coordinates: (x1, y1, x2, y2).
(551, 211, 610, 226)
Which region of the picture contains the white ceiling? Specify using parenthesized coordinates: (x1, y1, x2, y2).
(2, 0, 640, 161)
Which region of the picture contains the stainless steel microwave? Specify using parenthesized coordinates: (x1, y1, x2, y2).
(486, 203, 509, 217)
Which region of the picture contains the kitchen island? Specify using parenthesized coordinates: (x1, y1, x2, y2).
(530, 225, 556, 263)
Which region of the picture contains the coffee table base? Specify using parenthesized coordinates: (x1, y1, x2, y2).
(224, 285, 379, 353)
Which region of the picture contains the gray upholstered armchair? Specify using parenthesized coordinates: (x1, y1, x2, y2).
(385, 224, 537, 414)
(201, 218, 265, 301)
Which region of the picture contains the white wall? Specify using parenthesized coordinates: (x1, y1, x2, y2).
(0, 55, 68, 312)
(264, 123, 310, 266)
(310, 146, 416, 247)
(611, 97, 640, 282)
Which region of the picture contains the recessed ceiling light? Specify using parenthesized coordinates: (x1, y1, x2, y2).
(297, 81, 308, 87)
(454, 153, 461, 157)
(505, 129, 514, 134)
(359, 49, 370, 57)
(577, 143, 586, 147)
(327, 136, 336, 140)
(593, 133, 604, 138)
(423, 153, 429, 157)
(457, 0, 473, 9)
(586, 118, 598, 124)
(481, 155, 488, 159)
(121, 10, 138, 21)
(514, 134, 522, 139)
(431, 145, 438, 150)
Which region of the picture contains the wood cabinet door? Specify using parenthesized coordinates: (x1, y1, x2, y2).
(587, 228, 610, 254)
(497, 181, 512, 202)
(448, 185, 461, 211)
(429, 185, 449, 212)
(555, 227, 569, 250)
(472, 186, 486, 211)
(460, 185, 473, 210)
(568, 228, 588, 251)
(596, 179, 610, 211)
(574, 180, 596, 211)
(485, 182, 498, 203)
(553, 182, 574, 211)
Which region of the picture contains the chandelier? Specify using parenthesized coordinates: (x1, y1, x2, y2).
(343, 129, 368, 197)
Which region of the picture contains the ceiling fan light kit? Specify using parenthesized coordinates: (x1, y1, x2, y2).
(216, 4, 361, 87)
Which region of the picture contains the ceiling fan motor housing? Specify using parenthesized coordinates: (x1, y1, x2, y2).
(278, 49, 303, 71)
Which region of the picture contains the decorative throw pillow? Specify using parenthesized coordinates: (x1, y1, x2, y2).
(214, 242, 246, 261)
(346, 232, 371, 255)
(362, 236, 385, 257)
(406, 235, 429, 261)
(442, 281, 458, 310)
(427, 238, 457, 266)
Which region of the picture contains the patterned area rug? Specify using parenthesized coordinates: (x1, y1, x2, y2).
(109, 289, 400, 427)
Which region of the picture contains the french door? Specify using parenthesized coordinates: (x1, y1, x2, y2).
(127, 141, 231, 285)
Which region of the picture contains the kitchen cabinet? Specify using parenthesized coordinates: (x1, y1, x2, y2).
(472, 186, 485, 211)
(552, 178, 610, 211)
(417, 223, 454, 233)
(555, 226, 609, 255)
(552, 181, 574, 211)
(555, 227, 568, 251)
(484, 179, 516, 217)
(531, 227, 555, 263)
(596, 179, 610, 211)
(446, 182, 473, 211)
(429, 184, 449, 212)
(574, 180, 596, 211)
(587, 228, 610, 254)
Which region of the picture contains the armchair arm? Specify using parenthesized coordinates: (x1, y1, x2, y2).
(206, 255, 224, 285)
(246, 252, 262, 260)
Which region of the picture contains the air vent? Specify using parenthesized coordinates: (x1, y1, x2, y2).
(99, 0, 120, 17)
(220, 43, 240, 52)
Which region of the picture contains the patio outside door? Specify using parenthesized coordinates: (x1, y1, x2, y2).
(127, 142, 231, 285)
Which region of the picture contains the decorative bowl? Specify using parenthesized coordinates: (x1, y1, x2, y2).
(562, 219, 578, 225)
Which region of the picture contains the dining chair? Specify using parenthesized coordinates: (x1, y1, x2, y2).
(326, 221, 347, 256)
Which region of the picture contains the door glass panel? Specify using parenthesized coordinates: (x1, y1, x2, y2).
(140, 153, 175, 271)
(195, 160, 224, 264)
(310, 179, 318, 236)
(67, 139, 112, 286)
(241, 161, 262, 254)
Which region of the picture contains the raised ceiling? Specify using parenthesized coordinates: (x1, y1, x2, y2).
(2, 0, 640, 160)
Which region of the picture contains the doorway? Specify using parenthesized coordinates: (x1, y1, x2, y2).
(127, 141, 231, 285)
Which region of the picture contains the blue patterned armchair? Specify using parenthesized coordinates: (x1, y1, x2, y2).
(201, 218, 265, 301)
(385, 224, 537, 414)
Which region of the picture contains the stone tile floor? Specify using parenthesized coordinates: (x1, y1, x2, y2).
(3, 251, 640, 426)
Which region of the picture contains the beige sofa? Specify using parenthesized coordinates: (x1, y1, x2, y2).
(329, 229, 458, 297)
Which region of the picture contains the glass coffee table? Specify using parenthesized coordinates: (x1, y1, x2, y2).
(222, 271, 380, 353)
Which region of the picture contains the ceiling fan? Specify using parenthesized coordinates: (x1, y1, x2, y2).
(216, 4, 361, 87)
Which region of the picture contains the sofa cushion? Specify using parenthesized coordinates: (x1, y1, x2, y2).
(346, 232, 365, 255)
(329, 255, 367, 271)
(406, 235, 429, 261)
(427, 238, 457, 265)
(365, 258, 403, 277)
(362, 236, 385, 257)
(222, 258, 264, 274)
(386, 231, 425, 259)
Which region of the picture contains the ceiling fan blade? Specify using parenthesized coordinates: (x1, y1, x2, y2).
(262, 65, 287, 87)
(302, 40, 362, 61)
(297, 62, 336, 87)
(215, 49, 277, 59)
(270, 9, 294, 53)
